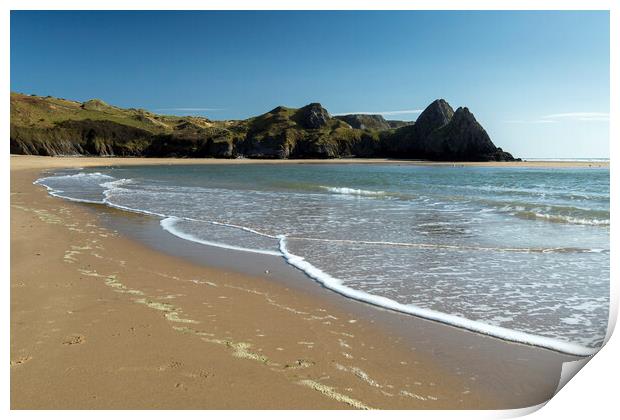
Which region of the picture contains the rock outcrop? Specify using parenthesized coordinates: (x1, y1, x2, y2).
(413, 99, 454, 140)
(334, 114, 412, 131)
(294, 103, 331, 129)
(424, 107, 500, 161)
(383, 100, 517, 161)
(335, 114, 390, 130)
(81, 98, 117, 112)
(10, 92, 518, 161)
(386, 120, 412, 129)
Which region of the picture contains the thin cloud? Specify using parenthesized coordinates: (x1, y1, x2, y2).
(577, 117, 609, 122)
(333, 109, 423, 117)
(504, 112, 609, 124)
(541, 112, 609, 120)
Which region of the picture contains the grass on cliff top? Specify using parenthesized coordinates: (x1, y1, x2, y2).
(10, 92, 229, 134)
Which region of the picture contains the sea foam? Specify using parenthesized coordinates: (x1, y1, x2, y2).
(33, 168, 608, 357)
(277, 235, 596, 357)
(33, 172, 113, 204)
(160, 217, 282, 256)
(320, 186, 388, 196)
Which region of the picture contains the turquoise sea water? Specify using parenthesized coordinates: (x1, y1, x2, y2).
(36, 163, 610, 355)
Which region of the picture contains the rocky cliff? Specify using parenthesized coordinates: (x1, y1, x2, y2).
(381, 99, 516, 161)
(333, 114, 413, 131)
(10, 92, 518, 161)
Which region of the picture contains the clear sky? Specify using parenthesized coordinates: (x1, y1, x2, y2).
(11, 10, 609, 158)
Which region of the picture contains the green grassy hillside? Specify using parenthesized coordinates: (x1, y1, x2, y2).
(10, 92, 517, 161)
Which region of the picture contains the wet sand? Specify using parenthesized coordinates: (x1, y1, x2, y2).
(10, 155, 583, 409)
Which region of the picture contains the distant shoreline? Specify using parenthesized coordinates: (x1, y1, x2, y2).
(10, 155, 609, 170)
(521, 158, 610, 163)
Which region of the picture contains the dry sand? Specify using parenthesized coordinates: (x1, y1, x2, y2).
(10, 155, 586, 409)
(9, 154, 609, 171)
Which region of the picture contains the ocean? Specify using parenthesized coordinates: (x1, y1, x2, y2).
(35, 163, 610, 356)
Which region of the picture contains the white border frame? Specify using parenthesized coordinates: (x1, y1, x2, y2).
(3, 2, 616, 419)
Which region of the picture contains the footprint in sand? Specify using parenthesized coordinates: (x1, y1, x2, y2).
(182, 369, 213, 380)
(284, 359, 315, 370)
(167, 360, 183, 369)
(11, 355, 32, 367)
(157, 360, 184, 371)
(62, 334, 86, 345)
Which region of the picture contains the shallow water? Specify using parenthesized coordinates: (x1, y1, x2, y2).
(35, 163, 610, 355)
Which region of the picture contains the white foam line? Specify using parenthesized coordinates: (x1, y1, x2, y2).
(277, 235, 597, 357)
(101, 198, 169, 218)
(530, 212, 610, 226)
(182, 217, 278, 239)
(36, 171, 113, 181)
(33, 179, 105, 204)
(100, 178, 134, 189)
(320, 186, 388, 196)
(285, 236, 602, 254)
(161, 217, 281, 256)
(36, 174, 280, 254)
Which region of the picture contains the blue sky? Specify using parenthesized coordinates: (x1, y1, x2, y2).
(11, 11, 609, 158)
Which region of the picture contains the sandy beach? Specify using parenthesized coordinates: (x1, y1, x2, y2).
(10, 155, 610, 171)
(10, 155, 587, 409)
